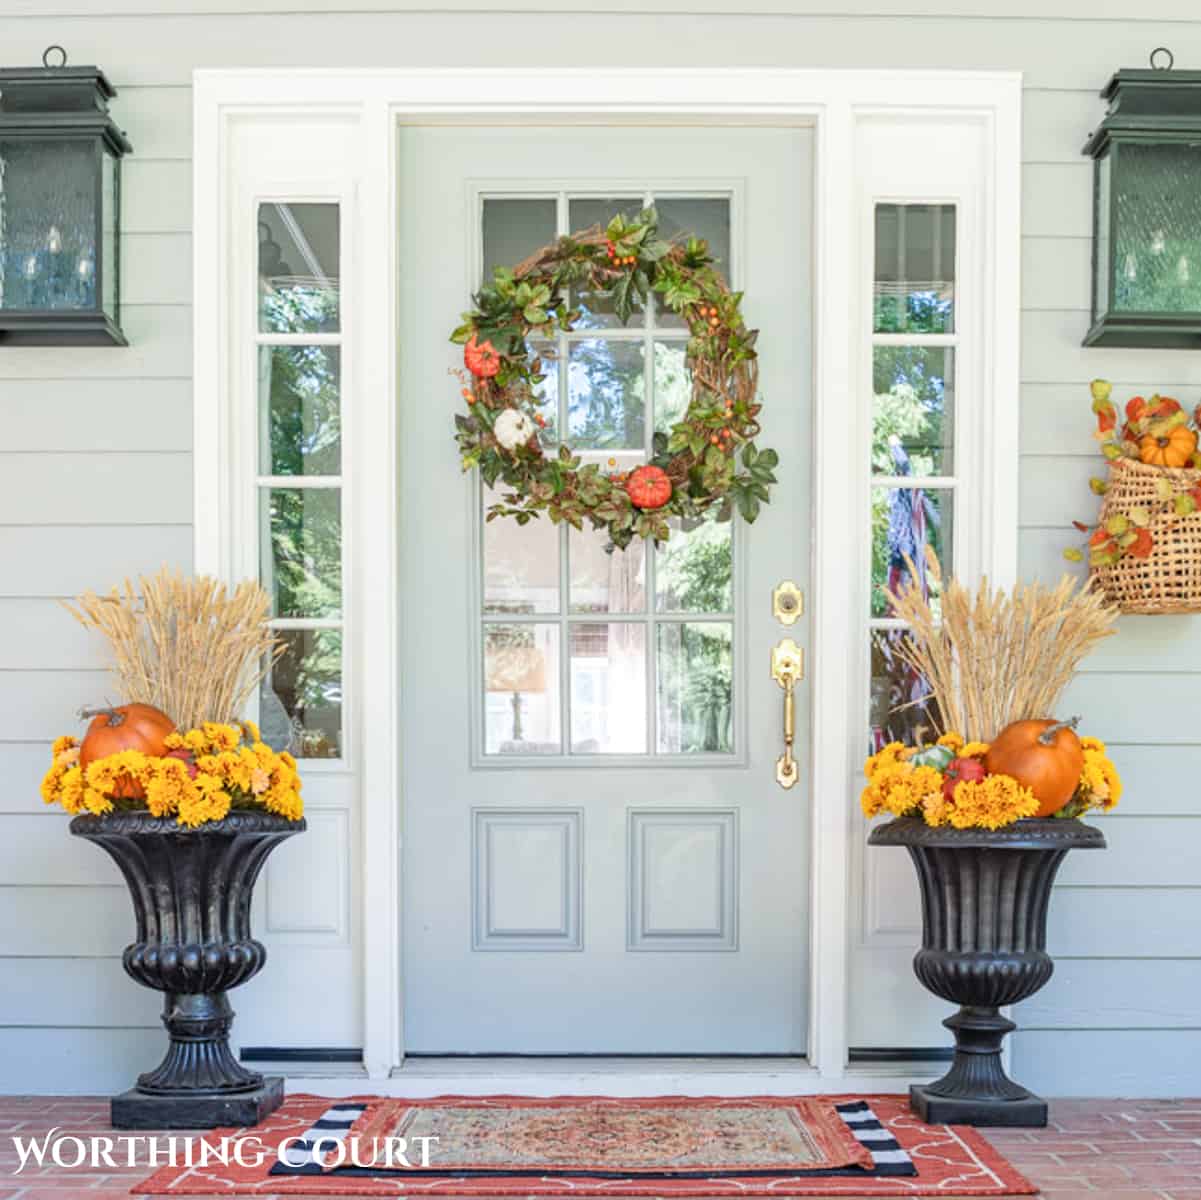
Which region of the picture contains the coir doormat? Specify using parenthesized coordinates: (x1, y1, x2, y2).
(134, 1093, 1037, 1196)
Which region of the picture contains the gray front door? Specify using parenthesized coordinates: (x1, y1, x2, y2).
(399, 126, 813, 1053)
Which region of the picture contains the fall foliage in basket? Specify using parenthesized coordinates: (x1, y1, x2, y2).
(451, 206, 778, 548)
(1067, 379, 1201, 614)
(860, 550, 1120, 830)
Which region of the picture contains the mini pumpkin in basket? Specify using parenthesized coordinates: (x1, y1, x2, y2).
(1068, 381, 1201, 615)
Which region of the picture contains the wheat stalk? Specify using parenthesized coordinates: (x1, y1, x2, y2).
(885, 549, 1118, 742)
(63, 567, 283, 730)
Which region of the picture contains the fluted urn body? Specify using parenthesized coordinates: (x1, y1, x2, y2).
(868, 816, 1105, 1127)
(71, 811, 304, 1128)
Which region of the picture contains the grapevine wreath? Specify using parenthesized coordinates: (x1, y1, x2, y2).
(450, 207, 779, 548)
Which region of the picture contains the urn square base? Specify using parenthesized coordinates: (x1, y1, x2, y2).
(111, 1076, 285, 1130)
(910, 1083, 1048, 1128)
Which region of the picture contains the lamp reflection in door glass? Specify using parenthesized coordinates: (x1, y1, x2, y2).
(260, 629, 343, 759)
(484, 623, 561, 755)
(569, 623, 647, 753)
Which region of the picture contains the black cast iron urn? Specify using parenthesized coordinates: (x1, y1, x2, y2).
(71, 810, 304, 1129)
(868, 816, 1105, 1127)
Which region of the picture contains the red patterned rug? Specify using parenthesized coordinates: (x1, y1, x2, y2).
(134, 1093, 1036, 1196)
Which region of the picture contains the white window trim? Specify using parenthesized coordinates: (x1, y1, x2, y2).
(193, 67, 1020, 1090)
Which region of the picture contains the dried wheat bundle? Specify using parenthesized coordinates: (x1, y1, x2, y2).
(885, 549, 1118, 742)
(63, 567, 282, 730)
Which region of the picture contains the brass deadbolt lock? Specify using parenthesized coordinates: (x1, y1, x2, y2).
(772, 580, 803, 626)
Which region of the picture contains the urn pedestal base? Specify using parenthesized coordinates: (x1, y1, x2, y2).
(112, 1077, 284, 1131)
(910, 1083, 1047, 1128)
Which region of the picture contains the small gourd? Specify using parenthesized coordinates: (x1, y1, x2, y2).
(1138, 425, 1197, 469)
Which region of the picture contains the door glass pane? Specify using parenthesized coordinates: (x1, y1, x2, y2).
(528, 338, 559, 445)
(872, 346, 954, 477)
(654, 196, 731, 329)
(870, 629, 940, 751)
(653, 340, 691, 436)
(485, 623, 561, 755)
(570, 526, 646, 614)
(874, 203, 955, 334)
(261, 629, 342, 759)
(569, 196, 644, 328)
(657, 622, 733, 754)
(569, 622, 647, 753)
(482, 197, 556, 284)
(482, 486, 559, 615)
(567, 338, 645, 450)
(655, 515, 733, 613)
(871, 486, 952, 619)
(258, 202, 339, 333)
(259, 346, 341, 476)
(260, 488, 341, 619)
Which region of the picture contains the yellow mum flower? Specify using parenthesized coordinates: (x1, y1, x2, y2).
(945, 774, 1038, 830)
(937, 732, 965, 752)
(240, 719, 262, 744)
(1083, 748, 1122, 810)
(144, 757, 193, 818)
(864, 742, 906, 779)
(1080, 735, 1107, 754)
(163, 731, 185, 750)
(182, 729, 209, 754)
(922, 790, 950, 827)
(52, 734, 79, 756)
(960, 741, 991, 759)
(59, 766, 85, 815)
(83, 787, 114, 816)
(202, 722, 241, 752)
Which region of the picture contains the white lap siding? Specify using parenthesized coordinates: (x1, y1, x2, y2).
(1, 0, 1199, 1093)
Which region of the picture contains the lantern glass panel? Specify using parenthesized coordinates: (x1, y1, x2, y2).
(1094, 149, 1112, 320)
(1112, 141, 1201, 315)
(101, 149, 118, 322)
(0, 138, 99, 312)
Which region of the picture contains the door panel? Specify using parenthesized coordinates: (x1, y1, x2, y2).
(399, 127, 812, 1053)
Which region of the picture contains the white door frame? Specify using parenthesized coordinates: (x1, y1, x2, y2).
(193, 67, 1021, 1088)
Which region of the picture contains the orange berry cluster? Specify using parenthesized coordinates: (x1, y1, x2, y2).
(605, 240, 637, 267)
(709, 400, 737, 447)
(698, 303, 721, 329)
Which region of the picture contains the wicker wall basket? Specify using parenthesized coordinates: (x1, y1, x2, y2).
(1091, 457, 1201, 615)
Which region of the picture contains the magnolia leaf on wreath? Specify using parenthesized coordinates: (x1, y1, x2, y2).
(449, 206, 779, 549)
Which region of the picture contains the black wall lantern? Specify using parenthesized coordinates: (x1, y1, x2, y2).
(1083, 49, 1201, 348)
(0, 47, 132, 346)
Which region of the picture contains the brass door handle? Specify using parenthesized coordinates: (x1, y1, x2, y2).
(771, 638, 804, 789)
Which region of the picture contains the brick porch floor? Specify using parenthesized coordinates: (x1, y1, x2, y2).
(0, 1097, 1198, 1199)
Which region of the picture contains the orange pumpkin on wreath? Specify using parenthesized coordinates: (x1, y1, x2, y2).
(625, 465, 672, 510)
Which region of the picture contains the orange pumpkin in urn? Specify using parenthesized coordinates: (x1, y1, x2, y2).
(79, 703, 176, 800)
(983, 717, 1083, 818)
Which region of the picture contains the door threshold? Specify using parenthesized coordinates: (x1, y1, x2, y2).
(284, 1055, 943, 1098)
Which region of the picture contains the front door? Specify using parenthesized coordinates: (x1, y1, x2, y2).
(399, 126, 813, 1053)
